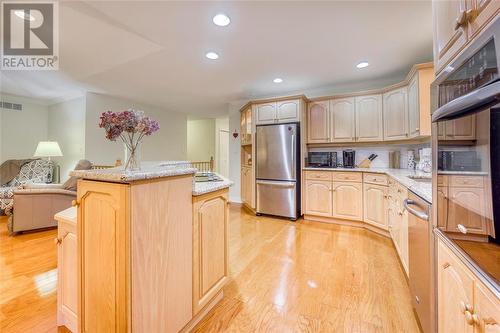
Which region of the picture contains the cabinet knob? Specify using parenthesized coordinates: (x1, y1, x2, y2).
(455, 10, 468, 30)
(54, 237, 62, 245)
(466, 9, 478, 23)
(465, 310, 477, 325)
(71, 200, 80, 207)
(457, 224, 468, 234)
(460, 301, 473, 314)
(442, 262, 450, 269)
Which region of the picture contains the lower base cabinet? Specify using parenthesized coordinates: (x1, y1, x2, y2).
(55, 208, 78, 333)
(192, 189, 229, 315)
(363, 183, 388, 230)
(332, 181, 363, 221)
(305, 180, 332, 216)
(437, 236, 500, 333)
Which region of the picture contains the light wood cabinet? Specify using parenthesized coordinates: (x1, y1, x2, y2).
(384, 87, 409, 141)
(467, 0, 500, 40)
(408, 67, 434, 138)
(437, 239, 475, 333)
(255, 102, 276, 125)
(77, 176, 194, 333)
(255, 99, 301, 125)
(388, 180, 409, 275)
(304, 180, 332, 217)
(277, 99, 300, 122)
(473, 280, 500, 333)
(240, 107, 252, 145)
(433, 0, 499, 74)
(438, 116, 476, 140)
(437, 237, 500, 333)
(241, 166, 253, 208)
(56, 208, 78, 333)
(332, 181, 363, 221)
(355, 94, 383, 142)
(192, 189, 229, 315)
(363, 183, 388, 230)
(330, 98, 355, 142)
(307, 101, 329, 143)
(433, 0, 469, 74)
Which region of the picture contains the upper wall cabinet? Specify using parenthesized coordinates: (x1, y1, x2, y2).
(438, 114, 476, 140)
(330, 98, 356, 143)
(383, 87, 409, 141)
(240, 107, 252, 145)
(355, 94, 384, 142)
(407, 66, 434, 138)
(432, 0, 469, 74)
(255, 102, 276, 124)
(254, 99, 302, 125)
(432, 0, 499, 74)
(307, 101, 329, 143)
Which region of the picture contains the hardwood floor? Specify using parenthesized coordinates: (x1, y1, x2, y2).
(0, 206, 419, 333)
(0, 216, 69, 333)
(193, 205, 420, 332)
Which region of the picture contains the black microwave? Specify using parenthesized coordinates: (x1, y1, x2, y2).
(307, 152, 337, 168)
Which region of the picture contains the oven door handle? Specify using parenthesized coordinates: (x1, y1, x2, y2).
(403, 199, 430, 221)
(432, 80, 500, 123)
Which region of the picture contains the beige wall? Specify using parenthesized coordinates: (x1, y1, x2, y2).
(85, 92, 188, 165)
(48, 97, 86, 181)
(0, 93, 49, 164)
(187, 118, 215, 162)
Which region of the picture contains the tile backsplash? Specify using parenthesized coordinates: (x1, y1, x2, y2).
(308, 144, 430, 169)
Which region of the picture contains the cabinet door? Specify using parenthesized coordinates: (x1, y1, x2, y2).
(305, 180, 332, 217)
(448, 186, 488, 235)
(245, 108, 252, 143)
(241, 167, 247, 204)
(445, 115, 476, 140)
(240, 111, 247, 145)
(355, 94, 383, 142)
(467, 0, 500, 40)
(332, 182, 363, 221)
(363, 183, 388, 230)
(277, 99, 300, 122)
(433, 0, 469, 74)
(400, 208, 409, 275)
(307, 101, 329, 143)
(384, 87, 409, 141)
(78, 181, 129, 333)
(473, 281, 500, 333)
(438, 122, 447, 140)
(437, 240, 475, 333)
(437, 186, 449, 230)
(408, 74, 420, 138)
(255, 102, 276, 125)
(192, 191, 228, 314)
(57, 221, 78, 333)
(330, 98, 355, 142)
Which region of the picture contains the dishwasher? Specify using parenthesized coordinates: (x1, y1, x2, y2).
(404, 192, 432, 333)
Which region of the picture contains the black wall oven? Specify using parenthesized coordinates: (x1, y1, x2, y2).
(432, 18, 500, 287)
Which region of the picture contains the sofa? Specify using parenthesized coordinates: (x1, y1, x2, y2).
(6, 159, 93, 234)
(0, 159, 54, 215)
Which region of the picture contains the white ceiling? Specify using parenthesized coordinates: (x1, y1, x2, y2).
(0, 1, 433, 117)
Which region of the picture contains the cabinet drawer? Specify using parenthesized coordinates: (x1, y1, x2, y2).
(332, 172, 362, 182)
(363, 173, 388, 186)
(305, 171, 332, 181)
(449, 175, 484, 188)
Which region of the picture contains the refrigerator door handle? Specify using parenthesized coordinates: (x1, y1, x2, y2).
(256, 180, 295, 187)
(291, 133, 296, 179)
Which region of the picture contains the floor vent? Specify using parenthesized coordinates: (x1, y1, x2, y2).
(0, 101, 23, 111)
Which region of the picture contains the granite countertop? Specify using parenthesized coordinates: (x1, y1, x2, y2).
(303, 167, 432, 203)
(192, 173, 234, 196)
(71, 161, 197, 183)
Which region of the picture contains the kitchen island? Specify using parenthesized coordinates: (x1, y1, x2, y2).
(69, 162, 232, 333)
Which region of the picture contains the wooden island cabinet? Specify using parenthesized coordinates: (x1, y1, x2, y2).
(68, 165, 230, 333)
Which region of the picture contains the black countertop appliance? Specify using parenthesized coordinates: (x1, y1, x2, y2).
(342, 150, 355, 168)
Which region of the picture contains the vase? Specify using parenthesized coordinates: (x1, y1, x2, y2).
(125, 144, 141, 171)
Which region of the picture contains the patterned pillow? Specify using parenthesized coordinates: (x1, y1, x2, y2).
(8, 160, 54, 186)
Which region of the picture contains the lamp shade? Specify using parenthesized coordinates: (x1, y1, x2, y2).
(34, 141, 63, 157)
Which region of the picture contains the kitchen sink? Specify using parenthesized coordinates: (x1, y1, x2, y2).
(408, 175, 431, 183)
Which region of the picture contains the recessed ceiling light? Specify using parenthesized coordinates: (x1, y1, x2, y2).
(273, 78, 283, 83)
(14, 10, 35, 21)
(356, 61, 369, 69)
(213, 14, 230, 27)
(205, 52, 219, 60)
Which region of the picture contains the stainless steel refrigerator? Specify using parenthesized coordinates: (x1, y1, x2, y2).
(256, 123, 300, 220)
